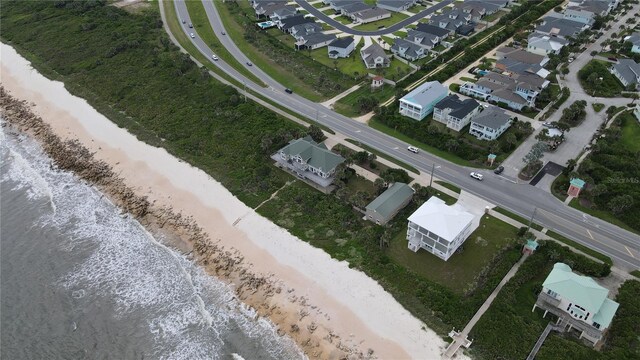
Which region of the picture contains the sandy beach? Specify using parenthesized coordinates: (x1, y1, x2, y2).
(1, 43, 459, 359)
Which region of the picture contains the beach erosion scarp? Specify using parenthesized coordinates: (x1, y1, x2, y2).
(0, 43, 457, 360)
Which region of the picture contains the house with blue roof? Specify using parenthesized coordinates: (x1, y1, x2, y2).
(399, 81, 448, 120)
(532, 262, 619, 346)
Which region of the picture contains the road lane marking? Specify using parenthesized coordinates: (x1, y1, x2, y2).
(586, 229, 594, 240)
(625, 246, 635, 258)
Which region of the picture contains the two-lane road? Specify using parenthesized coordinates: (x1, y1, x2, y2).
(170, 0, 639, 270)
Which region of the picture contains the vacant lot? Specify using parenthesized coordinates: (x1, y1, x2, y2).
(333, 83, 397, 117)
(578, 60, 624, 97)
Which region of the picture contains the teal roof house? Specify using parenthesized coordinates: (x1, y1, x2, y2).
(365, 182, 414, 225)
(399, 81, 448, 120)
(532, 263, 619, 346)
(273, 136, 345, 190)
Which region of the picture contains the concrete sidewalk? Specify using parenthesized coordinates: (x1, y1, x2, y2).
(321, 84, 362, 108)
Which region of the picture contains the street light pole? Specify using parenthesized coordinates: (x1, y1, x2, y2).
(430, 163, 435, 188)
(527, 207, 538, 233)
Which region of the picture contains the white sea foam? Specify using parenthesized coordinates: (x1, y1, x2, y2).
(1, 128, 304, 360)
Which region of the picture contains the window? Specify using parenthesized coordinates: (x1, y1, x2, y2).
(593, 322, 601, 329)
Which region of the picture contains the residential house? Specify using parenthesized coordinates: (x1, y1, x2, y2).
(634, 103, 640, 122)
(534, 14, 589, 40)
(453, 0, 500, 22)
(269, 6, 298, 22)
(528, 34, 568, 56)
(433, 94, 481, 131)
(325, 0, 362, 12)
(273, 136, 345, 189)
(469, 106, 512, 140)
(360, 42, 391, 69)
(406, 196, 476, 261)
(429, 9, 470, 35)
(405, 29, 441, 51)
(252, 1, 288, 19)
(296, 33, 337, 50)
(495, 46, 550, 78)
(328, 36, 356, 59)
(609, 59, 640, 90)
(415, 23, 451, 40)
(290, 22, 323, 40)
(391, 38, 428, 61)
(623, 32, 640, 54)
(377, 0, 417, 12)
(365, 182, 414, 225)
(338, 2, 372, 17)
(399, 81, 448, 120)
(351, 7, 392, 24)
(460, 72, 548, 111)
(532, 263, 619, 346)
(277, 15, 315, 33)
(563, 6, 596, 25)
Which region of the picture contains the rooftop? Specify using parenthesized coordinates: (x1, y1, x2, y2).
(434, 94, 480, 119)
(365, 182, 414, 219)
(280, 137, 345, 173)
(471, 106, 512, 129)
(329, 36, 355, 49)
(407, 197, 474, 242)
(400, 81, 448, 107)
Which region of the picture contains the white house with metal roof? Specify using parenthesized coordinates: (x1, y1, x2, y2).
(365, 182, 414, 225)
(406, 196, 476, 261)
(433, 94, 481, 131)
(399, 81, 448, 120)
(532, 262, 619, 346)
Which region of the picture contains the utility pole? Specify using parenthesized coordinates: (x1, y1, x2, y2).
(527, 207, 537, 233)
(243, 82, 247, 102)
(429, 163, 435, 188)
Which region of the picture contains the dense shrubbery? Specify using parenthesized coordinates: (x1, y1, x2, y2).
(470, 241, 612, 359)
(373, 105, 532, 164)
(578, 60, 624, 97)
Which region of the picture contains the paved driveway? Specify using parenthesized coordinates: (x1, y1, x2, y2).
(294, 0, 453, 36)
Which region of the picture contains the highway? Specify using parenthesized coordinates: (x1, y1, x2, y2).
(170, 0, 639, 270)
(293, 0, 453, 36)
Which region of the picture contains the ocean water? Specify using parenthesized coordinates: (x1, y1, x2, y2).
(0, 124, 305, 360)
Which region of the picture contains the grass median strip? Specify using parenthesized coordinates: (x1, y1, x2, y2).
(345, 139, 420, 174)
(184, 0, 265, 86)
(434, 180, 461, 194)
(492, 207, 544, 231)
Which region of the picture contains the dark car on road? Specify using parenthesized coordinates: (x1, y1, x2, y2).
(285, 88, 293, 94)
(494, 166, 504, 175)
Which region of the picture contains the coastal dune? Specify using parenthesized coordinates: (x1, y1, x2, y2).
(1, 43, 459, 359)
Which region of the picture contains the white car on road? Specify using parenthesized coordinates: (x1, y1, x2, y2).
(407, 146, 419, 154)
(470, 172, 484, 181)
(212, 54, 218, 61)
(190, 33, 195, 39)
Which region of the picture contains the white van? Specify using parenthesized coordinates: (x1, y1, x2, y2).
(407, 146, 419, 154)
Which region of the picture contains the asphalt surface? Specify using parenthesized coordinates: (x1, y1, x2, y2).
(171, 0, 640, 270)
(293, 0, 453, 36)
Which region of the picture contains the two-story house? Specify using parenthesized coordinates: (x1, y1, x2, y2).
(390, 38, 427, 61)
(469, 106, 512, 140)
(623, 32, 640, 54)
(528, 34, 568, 56)
(433, 94, 481, 131)
(460, 72, 548, 111)
(534, 14, 589, 40)
(328, 36, 356, 59)
(399, 81, 448, 120)
(610, 59, 640, 90)
(360, 43, 391, 69)
(532, 263, 619, 346)
(274, 136, 345, 189)
(377, 0, 417, 12)
(406, 197, 476, 261)
(404, 29, 440, 51)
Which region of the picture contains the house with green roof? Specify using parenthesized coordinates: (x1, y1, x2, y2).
(365, 182, 414, 225)
(273, 136, 345, 190)
(532, 262, 619, 346)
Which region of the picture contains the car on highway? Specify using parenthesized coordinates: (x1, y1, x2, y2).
(285, 88, 293, 94)
(407, 146, 419, 154)
(568, 57, 574, 63)
(182, 19, 186, 24)
(470, 172, 484, 181)
(494, 166, 504, 175)
(190, 33, 195, 39)
(188, 23, 193, 28)
(608, 57, 618, 62)
(221, 31, 226, 35)
(246, 61, 253, 66)
(212, 54, 218, 61)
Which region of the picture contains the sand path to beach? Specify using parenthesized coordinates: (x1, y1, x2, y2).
(1, 43, 460, 360)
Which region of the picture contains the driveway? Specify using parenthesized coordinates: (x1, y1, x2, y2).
(294, 0, 453, 36)
(499, 2, 639, 180)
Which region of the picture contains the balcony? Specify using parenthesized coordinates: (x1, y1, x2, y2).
(536, 291, 561, 308)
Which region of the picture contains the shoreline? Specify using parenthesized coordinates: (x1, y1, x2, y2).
(1, 43, 454, 359)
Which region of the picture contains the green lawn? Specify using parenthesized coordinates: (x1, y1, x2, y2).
(493, 207, 544, 231)
(569, 198, 640, 235)
(352, 12, 410, 31)
(545, 230, 612, 265)
(184, 0, 264, 86)
(460, 76, 477, 83)
(407, 5, 426, 13)
(388, 215, 519, 294)
(482, 10, 507, 22)
(333, 83, 396, 117)
(434, 180, 461, 194)
(344, 139, 420, 174)
(313, 2, 326, 9)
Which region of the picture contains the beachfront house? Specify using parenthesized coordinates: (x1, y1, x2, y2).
(273, 136, 345, 190)
(406, 196, 475, 261)
(360, 43, 391, 69)
(398, 81, 448, 120)
(469, 106, 512, 140)
(432, 94, 481, 132)
(532, 263, 619, 346)
(328, 36, 356, 59)
(365, 182, 414, 225)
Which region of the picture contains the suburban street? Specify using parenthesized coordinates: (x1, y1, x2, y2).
(168, 0, 640, 271)
(500, 2, 639, 179)
(294, 0, 453, 36)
